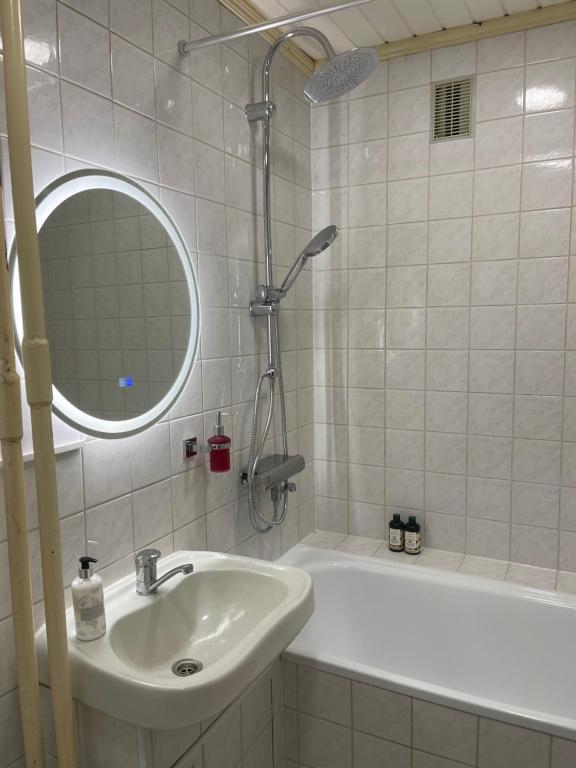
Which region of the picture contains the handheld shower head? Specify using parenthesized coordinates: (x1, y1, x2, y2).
(280, 225, 338, 296)
(304, 225, 339, 257)
(304, 48, 379, 104)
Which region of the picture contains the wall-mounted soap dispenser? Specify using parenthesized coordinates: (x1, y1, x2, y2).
(207, 411, 231, 473)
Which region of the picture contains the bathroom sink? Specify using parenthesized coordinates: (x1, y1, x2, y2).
(35, 551, 313, 729)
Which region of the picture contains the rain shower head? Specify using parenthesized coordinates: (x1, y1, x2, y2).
(280, 225, 338, 296)
(304, 48, 380, 104)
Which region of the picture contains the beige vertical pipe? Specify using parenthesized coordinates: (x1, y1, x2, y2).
(0, 183, 44, 767)
(0, 0, 78, 766)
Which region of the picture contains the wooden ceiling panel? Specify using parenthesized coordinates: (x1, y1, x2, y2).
(236, 0, 576, 60)
(390, 0, 442, 34)
(427, 0, 474, 27)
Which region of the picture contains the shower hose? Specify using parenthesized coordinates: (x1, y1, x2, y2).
(246, 313, 289, 533)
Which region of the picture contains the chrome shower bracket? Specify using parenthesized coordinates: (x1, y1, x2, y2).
(250, 300, 279, 317)
(245, 101, 276, 123)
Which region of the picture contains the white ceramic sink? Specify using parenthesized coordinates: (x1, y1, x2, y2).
(35, 551, 314, 729)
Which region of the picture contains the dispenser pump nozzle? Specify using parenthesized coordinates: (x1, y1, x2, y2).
(78, 556, 98, 579)
(215, 410, 228, 436)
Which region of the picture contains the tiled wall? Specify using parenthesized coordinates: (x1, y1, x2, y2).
(312, 21, 576, 574)
(282, 660, 576, 768)
(0, 0, 314, 763)
(6, 4, 576, 764)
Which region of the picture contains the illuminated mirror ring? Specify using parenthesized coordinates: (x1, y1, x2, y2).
(9, 170, 200, 438)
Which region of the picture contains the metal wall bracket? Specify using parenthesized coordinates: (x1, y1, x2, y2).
(245, 101, 276, 123)
(183, 437, 211, 460)
(249, 300, 279, 317)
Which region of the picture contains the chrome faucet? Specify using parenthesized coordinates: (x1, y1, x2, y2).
(135, 549, 194, 596)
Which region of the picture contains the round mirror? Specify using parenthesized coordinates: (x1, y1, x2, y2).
(10, 171, 199, 438)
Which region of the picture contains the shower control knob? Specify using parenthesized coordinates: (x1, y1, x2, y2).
(287, 483, 297, 493)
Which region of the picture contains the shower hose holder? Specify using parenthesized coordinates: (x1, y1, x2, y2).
(245, 101, 276, 123)
(250, 284, 284, 316)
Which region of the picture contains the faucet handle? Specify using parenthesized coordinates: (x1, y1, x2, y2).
(135, 548, 161, 566)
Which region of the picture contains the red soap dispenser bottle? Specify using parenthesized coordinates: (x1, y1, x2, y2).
(208, 411, 231, 473)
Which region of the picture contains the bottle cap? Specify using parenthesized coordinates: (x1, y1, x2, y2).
(408, 516, 417, 524)
(392, 513, 401, 522)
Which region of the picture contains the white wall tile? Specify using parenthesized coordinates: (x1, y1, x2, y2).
(389, 52, 431, 91)
(519, 208, 571, 258)
(525, 59, 576, 113)
(428, 264, 470, 307)
(467, 517, 510, 560)
(552, 737, 576, 768)
(431, 43, 476, 81)
(472, 213, 519, 262)
(429, 172, 473, 220)
(413, 699, 477, 765)
(354, 731, 410, 768)
(85, 495, 134, 567)
(110, 0, 153, 51)
(474, 166, 521, 215)
(521, 159, 573, 211)
(471, 261, 517, 305)
(111, 35, 155, 118)
(512, 482, 559, 528)
(477, 116, 522, 172)
(526, 20, 576, 63)
(349, 95, 387, 143)
(523, 110, 575, 162)
(389, 86, 430, 137)
(478, 32, 525, 73)
(61, 82, 114, 167)
(467, 476, 511, 521)
(513, 438, 561, 484)
(476, 69, 524, 122)
(516, 350, 564, 395)
(299, 713, 352, 768)
(298, 667, 351, 726)
(426, 472, 466, 516)
(388, 133, 428, 181)
(58, 5, 111, 97)
(478, 717, 550, 768)
(133, 478, 172, 548)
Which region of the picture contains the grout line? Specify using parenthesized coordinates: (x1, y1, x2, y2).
(506, 39, 526, 565)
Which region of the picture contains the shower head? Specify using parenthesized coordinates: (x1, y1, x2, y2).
(280, 225, 338, 296)
(304, 48, 380, 104)
(304, 225, 338, 257)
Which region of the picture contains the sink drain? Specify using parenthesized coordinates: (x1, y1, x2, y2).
(172, 658, 203, 677)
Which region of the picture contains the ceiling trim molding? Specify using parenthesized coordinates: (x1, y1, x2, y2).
(218, 0, 316, 76)
(220, 0, 576, 76)
(371, 1, 576, 64)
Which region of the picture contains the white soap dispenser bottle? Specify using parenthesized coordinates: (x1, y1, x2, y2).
(72, 556, 106, 641)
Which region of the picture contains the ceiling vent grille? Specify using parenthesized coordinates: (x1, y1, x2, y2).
(432, 77, 474, 142)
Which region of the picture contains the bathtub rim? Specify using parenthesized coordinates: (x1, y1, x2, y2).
(281, 544, 576, 741)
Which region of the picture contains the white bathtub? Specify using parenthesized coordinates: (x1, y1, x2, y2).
(281, 545, 576, 740)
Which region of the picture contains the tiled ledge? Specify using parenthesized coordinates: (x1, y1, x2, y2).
(301, 530, 576, 595)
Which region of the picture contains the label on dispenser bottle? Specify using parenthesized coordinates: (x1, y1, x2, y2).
(77, 602, 104, 623)
(389, 528, 404, 551)
(405, 530, 421, 554)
